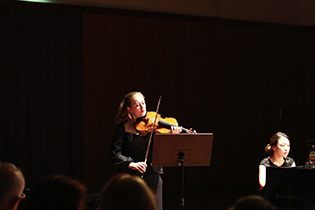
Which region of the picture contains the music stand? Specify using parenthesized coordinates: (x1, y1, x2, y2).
(152, 133, 214, 210)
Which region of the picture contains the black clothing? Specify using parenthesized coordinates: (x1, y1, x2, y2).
(110, 123, 163, 210)
(259, 157, 295, 168)
(111, 123, 163, 175)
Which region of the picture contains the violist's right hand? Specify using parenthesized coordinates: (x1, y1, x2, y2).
(128, 162, 147, 173)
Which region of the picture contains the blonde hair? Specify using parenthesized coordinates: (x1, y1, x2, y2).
(98, 173, 156, 210)
(265, 132, 290, 155)
(116, 91, 145, 124)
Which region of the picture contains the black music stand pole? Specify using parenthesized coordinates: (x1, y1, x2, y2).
(178, 152, 185, 210)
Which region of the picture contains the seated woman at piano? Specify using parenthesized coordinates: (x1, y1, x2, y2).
(258, 132, 296, 189)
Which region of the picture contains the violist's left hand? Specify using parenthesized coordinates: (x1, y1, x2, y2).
(187, 128, 197, 134)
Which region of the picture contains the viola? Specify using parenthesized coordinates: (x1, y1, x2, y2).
(139, 97, 195, 179)
(135, 111, 192, 134)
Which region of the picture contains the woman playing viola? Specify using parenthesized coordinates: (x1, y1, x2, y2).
(110, 91, 181, 210)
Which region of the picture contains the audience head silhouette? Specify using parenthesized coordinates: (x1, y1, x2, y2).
(0, 161, 25, 210)
(25, 174, 86, 210)
(230, 195, 277, 210)
(98, 173, 156, 210)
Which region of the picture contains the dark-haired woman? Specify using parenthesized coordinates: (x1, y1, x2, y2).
(258, 132, 296, 189)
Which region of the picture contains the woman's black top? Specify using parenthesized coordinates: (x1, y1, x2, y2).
(259, 157, 295, 168)
(110, 123, 163, 175)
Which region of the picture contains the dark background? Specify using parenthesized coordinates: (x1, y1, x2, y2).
(1, 1, 315, 209)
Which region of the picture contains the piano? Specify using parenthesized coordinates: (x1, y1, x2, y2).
(257, 167, 315, 209)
